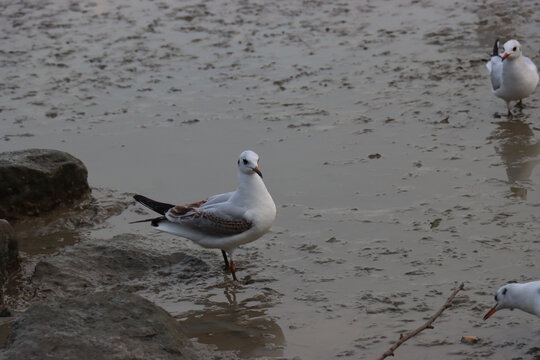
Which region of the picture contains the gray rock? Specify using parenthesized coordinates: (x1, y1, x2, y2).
(27, 234, 209, 302)
(1, 234, 244, 360)
(0, 220, 19, 286)
(0, 291, 203, 360)
(0, 149, 90, 220)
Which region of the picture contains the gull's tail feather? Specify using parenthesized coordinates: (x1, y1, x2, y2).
(129, 216, 165, 225)
(133, 194, 174, 215)
(486, 39, 502, 88)
(492, 39, 500, 57)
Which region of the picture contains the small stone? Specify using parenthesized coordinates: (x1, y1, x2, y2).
(460, 335, 479, 344)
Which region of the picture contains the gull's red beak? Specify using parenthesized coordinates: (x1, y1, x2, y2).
(502, 53, 510, 61)
(253, 166, 263, 178)
(483, 305, 497, 320)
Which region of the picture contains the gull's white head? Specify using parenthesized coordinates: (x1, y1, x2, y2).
(237, 150, 262, 178)
(483, 283, 516, 320)
(502, 39, 522, 61)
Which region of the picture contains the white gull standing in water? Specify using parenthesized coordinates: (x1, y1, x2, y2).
(132, 150, 276, 281)
(483, 280, 540, 320)
(486, 39, 538, 116)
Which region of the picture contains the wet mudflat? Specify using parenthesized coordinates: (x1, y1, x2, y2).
(1, 0, 540, 358)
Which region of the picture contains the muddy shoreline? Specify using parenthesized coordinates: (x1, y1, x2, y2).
(1, 0, 540, 358)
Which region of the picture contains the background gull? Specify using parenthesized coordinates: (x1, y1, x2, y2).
(484, 280, 540, 320)
(486, 39, 539, 116)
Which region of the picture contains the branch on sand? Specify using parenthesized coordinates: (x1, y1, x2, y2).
(376, 282, 465, 360)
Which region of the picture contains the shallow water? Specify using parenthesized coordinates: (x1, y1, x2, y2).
(2, 0, 540, 358)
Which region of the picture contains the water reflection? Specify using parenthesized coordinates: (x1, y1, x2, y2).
(177, 286, 285, 358)
(490, 119, 540, 199)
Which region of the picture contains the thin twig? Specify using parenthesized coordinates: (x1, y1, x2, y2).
(375, 282, 465, 360)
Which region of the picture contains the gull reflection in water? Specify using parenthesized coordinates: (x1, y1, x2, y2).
(491, 119, 540, 199)
(177, 284, 285, 358)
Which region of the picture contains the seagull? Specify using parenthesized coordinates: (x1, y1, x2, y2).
(486, 39, 539, 116)
(483, 280, 540, 320)
(131, 150, 276, 281)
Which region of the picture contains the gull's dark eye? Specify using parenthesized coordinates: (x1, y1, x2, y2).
(502, 288, 507, 295)
(243, 159, 248, 165)
(494, 294, 498, 301)
(512, 46, 517, 51)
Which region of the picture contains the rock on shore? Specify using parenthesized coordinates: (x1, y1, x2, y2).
(0, 220, 19, 287)
(0, 234, 239, 359)
(0, 149, 244, 359)
(29, 234, 210, 301)
(0, 291, 206, 360)
(0, 149, 90, 220)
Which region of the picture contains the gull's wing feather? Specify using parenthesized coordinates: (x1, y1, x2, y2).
(523, 56, 538, 74)
(133, 191, 237, 228)
(133, 195, 175, 215)
(166, 203, 251, 236)
(202, 191, 234, 207)
(487, 56, 503, 91)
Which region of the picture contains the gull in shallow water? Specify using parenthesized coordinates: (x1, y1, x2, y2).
(486, 39, 539, 116)
(132, 150, 276, 281)
(483, 280, 540, 320)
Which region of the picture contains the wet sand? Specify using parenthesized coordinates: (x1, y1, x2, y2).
(1, 0, 540, 358)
